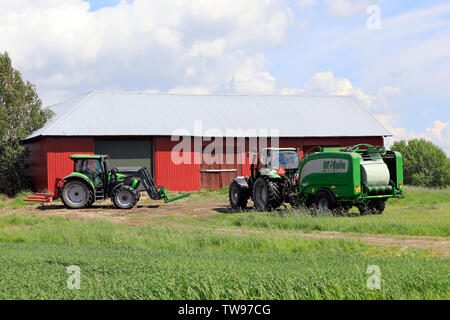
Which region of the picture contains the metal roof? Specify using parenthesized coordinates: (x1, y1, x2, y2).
(25, 91, 391, 140)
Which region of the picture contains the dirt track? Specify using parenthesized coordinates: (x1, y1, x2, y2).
(3, 195, 450, 255)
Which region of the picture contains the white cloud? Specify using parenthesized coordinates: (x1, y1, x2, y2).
(0, 0, 293, 105)
(292, 0, 316, 9)
(324, 0, 373, 17)
(301, 71, 380, 110)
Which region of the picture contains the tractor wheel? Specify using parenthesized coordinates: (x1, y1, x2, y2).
(113, 185, 137, 210)
(314, 191, 337, 214)
(252, 177, 283, 211)
(135, 190, 141, 205)
(337, 204, 352, 215)
(61, 180, 92, 209)
(373, 200, 386, 215)
(229, 181, 249, 210)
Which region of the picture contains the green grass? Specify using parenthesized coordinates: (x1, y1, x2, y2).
(0, 215, 448, 300)
(206, 186, 450, 237)
(0, 191, 33, 210)
(0, 186, 448, 299)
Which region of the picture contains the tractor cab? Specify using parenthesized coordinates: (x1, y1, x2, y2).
(70, 154, 109, 189)
(251, 148, 300, 178)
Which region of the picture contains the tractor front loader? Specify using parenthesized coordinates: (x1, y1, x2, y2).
(25, 154, 189, 210)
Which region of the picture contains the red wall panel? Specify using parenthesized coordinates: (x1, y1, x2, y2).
(45, 137, 94, 193)
(153, 136, 201, 191)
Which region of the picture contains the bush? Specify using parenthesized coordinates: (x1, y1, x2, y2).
(391, 139, 450, 188)
(0, 52, 53, 195)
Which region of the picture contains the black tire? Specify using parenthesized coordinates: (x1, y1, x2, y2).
(357, 204, 370, 215)
(113, 185, 137, 210)
(373, 200, 386, 215)
(61, 180, 92, 209)
(229, 181, 249, 210)
(135, 190, 141, 205)
(337, 204, 352, 215)
(314, 191, 336, 214)
(252, 177, 283, 211)
(358, 200, 386, 215)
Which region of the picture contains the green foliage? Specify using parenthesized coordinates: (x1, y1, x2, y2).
(0, 52, 53, 195)
(391, 139, 450, 188)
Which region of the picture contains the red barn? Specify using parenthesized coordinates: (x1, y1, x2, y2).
(22, 91, 391, 193)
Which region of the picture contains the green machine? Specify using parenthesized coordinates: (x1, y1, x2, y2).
(296, 144, 404, 214)
(25, 154, 189, 209)
(229, 144, 404, 215)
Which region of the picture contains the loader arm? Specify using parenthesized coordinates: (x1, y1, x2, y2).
(115, 167, 190, 203)
(138, 167, 190, 202)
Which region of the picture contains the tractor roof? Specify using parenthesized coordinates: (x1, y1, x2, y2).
(69, 154, 107, 160)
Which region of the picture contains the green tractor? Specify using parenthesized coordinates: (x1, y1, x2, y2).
(229, 148, 301, 211)
(25, 154, 189, 209)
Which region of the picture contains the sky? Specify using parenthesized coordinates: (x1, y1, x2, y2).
(0, 0, 449, 153)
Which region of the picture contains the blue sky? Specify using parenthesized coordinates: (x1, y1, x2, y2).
(1, 0, 449, 153)
(87, 0, 124, 11)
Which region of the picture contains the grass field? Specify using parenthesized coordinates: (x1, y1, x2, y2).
(0, 186, 448, 300)
(210, 186, 450, 237)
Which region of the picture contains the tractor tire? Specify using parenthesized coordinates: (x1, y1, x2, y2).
(252, 177, 283, 211)
(314, 191, 337, 214)
(135, 191, 141, 205)
(229, 181, 249, 210)
(113, 185, 137, 210)
(61, 180, 92, 209)
(372, 200, 387, 215)
(336, 204, 352, 215)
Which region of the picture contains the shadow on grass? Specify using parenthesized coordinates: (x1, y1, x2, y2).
(215, 205, 372, 218)
(36, 204, 161, 211)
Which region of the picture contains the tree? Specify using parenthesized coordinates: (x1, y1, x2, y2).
(0, 52, 53, 195)
(391, 139, 450, 188)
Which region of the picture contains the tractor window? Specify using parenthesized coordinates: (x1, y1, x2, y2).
(73, 158, 104, 188)
(269, 151, 299, 170)
(74, 160, 83, 173)
(94, 159, 103, 176)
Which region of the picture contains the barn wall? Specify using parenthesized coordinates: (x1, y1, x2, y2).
(154, 135, 383, 191)
(153, 136, 201, 191)
(27, 135, 384, 193)
(45, 137, 95, 193)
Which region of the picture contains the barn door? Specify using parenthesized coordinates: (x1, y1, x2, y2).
(94, 139, 153, 171)
(200, 145, 243, 189)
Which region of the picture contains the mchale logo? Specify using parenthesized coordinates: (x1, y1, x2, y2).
(323, 160, 346, 170)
